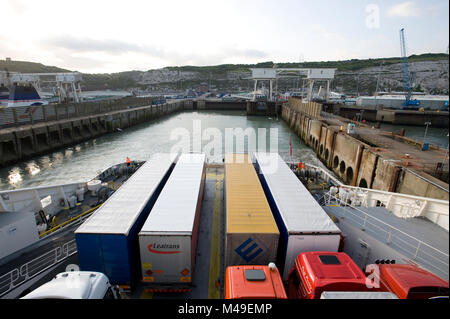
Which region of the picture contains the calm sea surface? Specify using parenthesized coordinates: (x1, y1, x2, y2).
(0, 111, 322, 190)
(1, 111, 447, 191)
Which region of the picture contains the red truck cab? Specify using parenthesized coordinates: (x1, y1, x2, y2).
(225, 264, 287, 299)
(368, 264, 449, 299)
(287, 252, 368, 299)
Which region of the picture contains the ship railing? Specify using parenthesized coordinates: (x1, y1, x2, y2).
(325, 192, 449, 278)
(0, 239, 77, 298)
(334, 185, 449, 231)
(286, 161, 343, 187)
(0, 183, 82, 217)
(0, 96, 166, 129)
(38, 203, 101, 238)
(316, 194, 328, 206)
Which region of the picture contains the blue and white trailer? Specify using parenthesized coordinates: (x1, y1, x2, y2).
(138, 154, 206, 288)
(253, 152, 342, 280)
(75, 153, 178, 287)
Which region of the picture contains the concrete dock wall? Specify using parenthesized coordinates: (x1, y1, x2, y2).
(206, 101, 246, 111)
(327, 105, 449, 128)
(281, 101, 449, 200)
(246, 101, 278, 116)
(0, 99, 272, 168)
(0, 101, 184, 167)
(396, 169, 449, 200)
(0, 97, 156, 129)
(356, 149, 379, 188)
(386, 110, 449, 127)
(370, 158, 402, 192)
(330, 133, 365, 186)
(288, 98, 322, 118)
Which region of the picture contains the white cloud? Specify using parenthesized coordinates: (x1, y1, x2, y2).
(35, 35, 269, 72)
(4, 0, 29, 14)
(1, 0, 447, 73)
(387, 1, 439, 17)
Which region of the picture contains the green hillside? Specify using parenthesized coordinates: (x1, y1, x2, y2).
(1, 53, 448, 91)
(166, 53, 449, 73)
(0, 59, 70, 73)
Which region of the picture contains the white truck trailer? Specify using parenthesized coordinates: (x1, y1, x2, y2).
(253, 152, 342, 280)
(138, 154, 206, 291)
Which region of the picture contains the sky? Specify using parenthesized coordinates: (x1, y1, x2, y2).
(1, 0, 448, 73)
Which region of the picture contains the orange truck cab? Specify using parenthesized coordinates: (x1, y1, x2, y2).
(287, 252, 368, 299)
(368, 264, 449, 299)
(225, 263, 287, 299)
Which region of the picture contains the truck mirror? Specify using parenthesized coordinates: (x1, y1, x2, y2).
(112, 286, 121, 299)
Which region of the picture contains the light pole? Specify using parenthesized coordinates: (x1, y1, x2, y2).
(422, 121, 431, 151)
(436, 133, 450, 176)
(443, 133, 449, 167)
(375, 61, 384, 109)
(423, 121, 431, 142)
(355, 74, 359, 97)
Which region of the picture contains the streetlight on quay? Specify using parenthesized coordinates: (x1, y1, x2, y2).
(422, 121, 432, 151)
(436, 133, 450, 178)
(443, 133, 449, 167)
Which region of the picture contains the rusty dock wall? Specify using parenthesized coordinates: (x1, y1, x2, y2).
(0, 99, 272, 168)
(0, 98, 185, 167)
(282, 98, 449, 200)
(324, 104, 449, 128)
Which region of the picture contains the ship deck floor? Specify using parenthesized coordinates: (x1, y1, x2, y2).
(324, 205, 449, 278)
(0, 194, 99, 274)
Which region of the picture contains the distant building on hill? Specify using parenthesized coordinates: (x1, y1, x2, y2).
(200, 82, 208, 93)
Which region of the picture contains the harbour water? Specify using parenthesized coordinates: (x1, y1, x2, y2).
(1, 111, 448, 191)
(369, 121, 449, 148)
(0, 111, 322, 191)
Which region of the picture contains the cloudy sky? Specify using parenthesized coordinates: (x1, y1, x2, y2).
(1, 0, 448, 73)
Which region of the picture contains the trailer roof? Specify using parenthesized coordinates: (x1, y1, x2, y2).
(139, 153, 206, 234)
(75, 153, 177, 235)
(253, 152, 340, 234)
(225, 153, 278, 234)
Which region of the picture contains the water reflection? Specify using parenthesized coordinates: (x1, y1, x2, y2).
(367, 121, 449, 148)
(25, 161, 41, 176)
(0, 111, 447, 191)
(0, 112, 311, 191)
(8, 168, 23, 187)
(65, 149, 73, 158)
(52, 152, 64, 165)
(39, 156, 52, 168)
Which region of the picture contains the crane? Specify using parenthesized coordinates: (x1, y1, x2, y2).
(399, 28, 420, 109)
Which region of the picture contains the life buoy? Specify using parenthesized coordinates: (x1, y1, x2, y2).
(59, 198, 66, 207)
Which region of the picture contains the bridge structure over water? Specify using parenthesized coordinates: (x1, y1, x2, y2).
(0, 71, 83, 104)
(229, 67, 336, 103)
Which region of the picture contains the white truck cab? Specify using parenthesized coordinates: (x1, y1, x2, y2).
(21, 271, 120, 299)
